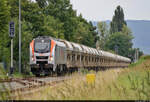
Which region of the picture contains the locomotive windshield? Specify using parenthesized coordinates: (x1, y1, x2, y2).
(34, 39, 50, 53)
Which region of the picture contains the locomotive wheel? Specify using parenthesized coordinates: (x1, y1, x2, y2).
(35, 74, 40, 77)
(44, 74, 49, 76)
(56, 65, 64, 76)
(56, 70, 61, 76)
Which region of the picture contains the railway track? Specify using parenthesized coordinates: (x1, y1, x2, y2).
(0, 76, 72, 99)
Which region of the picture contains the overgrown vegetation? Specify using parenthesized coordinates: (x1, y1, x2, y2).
(16, 56, 150, 100)
(129, 55, 150, 67)
(0, 66, 11, 100)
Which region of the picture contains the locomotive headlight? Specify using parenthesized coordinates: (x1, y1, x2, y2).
(49, 56, 53, 61)
(51, 57, 53, 61)
(32, 56, 35, 61)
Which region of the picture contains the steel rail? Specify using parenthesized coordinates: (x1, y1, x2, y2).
(0, 76, 71, 99)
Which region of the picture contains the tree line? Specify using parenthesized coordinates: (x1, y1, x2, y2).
(97, 6, 143, 62)
(0, 0, 143, 73)
(0, 0, 98, 73)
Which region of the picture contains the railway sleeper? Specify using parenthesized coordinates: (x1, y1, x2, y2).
(13, 79, 28, 86)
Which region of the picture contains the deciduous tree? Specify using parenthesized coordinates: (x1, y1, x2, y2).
(0, 0, 10, 65)
(105, 32, 133, 57)
(110, 5, 126, 34)
(97, 21, 109, 50)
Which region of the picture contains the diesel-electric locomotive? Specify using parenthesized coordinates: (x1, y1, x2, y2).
(30, 36, 131, 76)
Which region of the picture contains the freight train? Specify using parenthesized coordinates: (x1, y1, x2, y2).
(30, 36, 131, 76)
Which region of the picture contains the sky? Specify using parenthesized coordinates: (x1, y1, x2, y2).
(70, 0, 150, 21)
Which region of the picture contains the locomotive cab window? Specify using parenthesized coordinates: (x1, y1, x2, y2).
(34, 39, 51, 53)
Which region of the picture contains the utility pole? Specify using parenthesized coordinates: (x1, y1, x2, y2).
(136, 49, 139, 61)
(19, 0, 21, 73)
(9, 21, 15, 75)
(11, 39, 13, 72)
(134, 49, 136, 62)
(134, 49, 139, 63)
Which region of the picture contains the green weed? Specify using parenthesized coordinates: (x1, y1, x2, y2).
(14, 55, 150, 100)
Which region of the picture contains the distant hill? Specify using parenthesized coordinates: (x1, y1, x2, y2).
(92, 20, 150, 55)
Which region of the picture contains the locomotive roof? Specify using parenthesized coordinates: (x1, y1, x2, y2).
(60, 40, 74, 51)
(71, 42, 83, 52)
(35, 36, 131, 62)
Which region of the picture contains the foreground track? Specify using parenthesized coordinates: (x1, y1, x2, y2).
(0, 75, 72, 99)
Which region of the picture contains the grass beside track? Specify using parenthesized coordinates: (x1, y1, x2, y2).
(10, 56, 150, 100)
(0, 67, 11, 100)
(0, 70, 34, 79)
